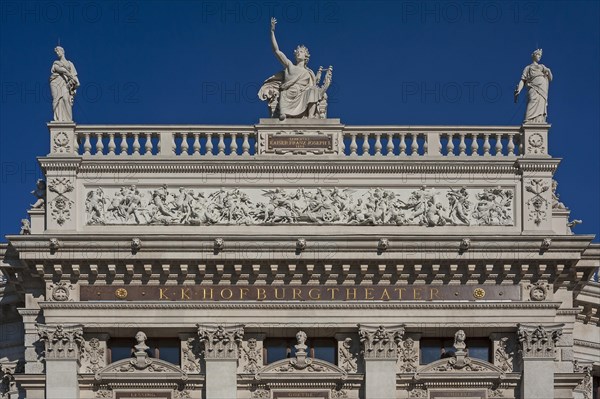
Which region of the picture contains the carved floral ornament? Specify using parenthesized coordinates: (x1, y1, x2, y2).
(358, 324, 404, 359)
(36, 324, 84, 360)
(48, 177, 74, 226)
(525, 178, 550, 226)
(84, 185, 515, 227)
(197, 324, 244, 360)
(517, 323, 563, 358)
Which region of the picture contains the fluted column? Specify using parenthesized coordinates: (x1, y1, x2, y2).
(197, 324, 244, 399)
(37, 324, 83, 399)
(517, 323, 564, 399)
(358, 324, 404, 399)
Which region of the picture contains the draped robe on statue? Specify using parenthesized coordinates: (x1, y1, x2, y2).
(521, 63, 550, 123)
(260, 62, 321, 118)
(50, 59, 78, 122)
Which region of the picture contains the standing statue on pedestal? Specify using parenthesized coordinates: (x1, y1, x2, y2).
(514, 49, 552, 124)
(50, 46, 80, 122)
(259, 18, 333, 120)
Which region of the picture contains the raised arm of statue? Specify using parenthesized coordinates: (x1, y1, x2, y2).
(270, 17, 291, 68)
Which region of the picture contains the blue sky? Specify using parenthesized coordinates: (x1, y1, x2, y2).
(0, 0, 598, 241)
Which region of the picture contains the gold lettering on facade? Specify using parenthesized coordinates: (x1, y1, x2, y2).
(346, 288, 357, 300)
(220, 288, 233, 300)
(292, 288, 303, 300)
(239, 288, 250, 300)
(365, 287, 375, 300)
(430, 287, 440, 300)
(380, 288, 391, 301)
(326, 287, 340, 299)
(257, 288, 266, 300)
(413, 288, 423, 300)
(202, 288, 214, 300)
(180, 288, 191, 300)
(159, 288, 170, 300)
(274, 288, 286, 299)
(395, 288, 407, 299)
(308, 288, 321, 300)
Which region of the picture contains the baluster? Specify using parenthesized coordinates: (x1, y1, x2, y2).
(170, 132, 176, 155)
(132, 133, 140, 155)
(349, 133, 358, 156)
(398, 133, 406, 156)
(206, 133, 214, 156)
(471, 133, 479, 156)
(108, 133, 116, 155)
(242, 132, 250, 156)
(120, 133, 128, 155)
(483, 133, 491, 156)
(374, 133, 382, 156)
(411, 133, 419, 156)
(83, 133, 91, 155)
(96, 133, 104, 155)
(144, 133, 153, 156)
(362, 133, 370, 156)
(495, 133, 503, 156)
(446, 133, 455, 156)
(423, 134, 429, 155)
(217, 133, 225, 156)
(507, 134, 515, 156)
(230, 133, 238, 155)
(180, 133, 189, 156)
(386, 133, 395, 156)
(193, 133, 200, 155)
(458, 133, 467, 156)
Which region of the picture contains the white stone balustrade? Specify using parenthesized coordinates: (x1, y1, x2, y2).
(63, 124, 529, 158)
(74, 126, 257, 156)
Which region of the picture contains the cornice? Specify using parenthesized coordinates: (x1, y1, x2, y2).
(573, 339, 600, 350)
(73, 158, 522, 175)
(516, 158, 561, 173)
(39, 301, 561, 310)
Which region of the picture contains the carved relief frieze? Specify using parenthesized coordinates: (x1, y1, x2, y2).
(338, 337, 358, 373)
(47, 281, 75, 302)
(36, 324, 83, 360)
(48, 177, 75, 226)
(358, 324, 404, 360)
(197, 324, 244, 360)
(492, 335, 515, 373)
(398, 337, 418, 372)
(84, 185, 515, 227)
(242, 338, 262, 374)
(81, 337, 106, 373)
(0, 359, 18, 399)
(525, 178, 550, 226)
(517, 324, 563, 359)
(252, 389, 270, 399)
(574, 361, 593, 399)
(181, 336, 201, 373)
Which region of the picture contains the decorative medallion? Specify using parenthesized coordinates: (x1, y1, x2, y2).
(115, 288, 128, 300)
(473, 288, 486, 299)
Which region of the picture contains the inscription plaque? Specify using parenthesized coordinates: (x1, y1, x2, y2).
(80, 284, 520, 302)
(115, 392, 171, 399)
(272, 391, 329, 398)
(268, 135, 332, 150)
(429, 389, 487, 399)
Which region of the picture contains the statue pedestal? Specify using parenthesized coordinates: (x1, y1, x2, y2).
(256, 118, 343, 155)
(27, 208, 45, 234)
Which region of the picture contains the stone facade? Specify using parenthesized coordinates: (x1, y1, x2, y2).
(0, 46, 598, 399)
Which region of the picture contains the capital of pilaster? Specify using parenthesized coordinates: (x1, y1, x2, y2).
(358, 324, 405, 360)
(196, 324, 244, 360)
(36, 323, 84, 361)
(517, 323, 563, 359)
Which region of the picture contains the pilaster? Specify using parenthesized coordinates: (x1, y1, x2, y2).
(197, 324, 244, 399)
(36, 324, 83, 399)
(358, 324, 404, 399)
(518, 323, 564, 399)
